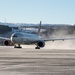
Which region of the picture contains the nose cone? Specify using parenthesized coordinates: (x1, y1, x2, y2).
(11, 33, 19, 43)
(11, 33, 23, 44)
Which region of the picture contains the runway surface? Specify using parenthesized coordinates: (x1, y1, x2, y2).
(0, 46, 75, 75)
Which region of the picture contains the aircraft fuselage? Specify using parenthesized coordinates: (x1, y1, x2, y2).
(11, 32, 42, 44)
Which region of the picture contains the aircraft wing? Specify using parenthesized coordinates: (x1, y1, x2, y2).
(0, 37, 10, 40)
(43, 38, 75, 42)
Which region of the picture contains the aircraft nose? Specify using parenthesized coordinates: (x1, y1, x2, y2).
(11, 36, 13, 43)
(11, 33, 18, 43)
(11, 33, 23, 44)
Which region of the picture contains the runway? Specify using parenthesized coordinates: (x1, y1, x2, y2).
(0, 46, 75, 75)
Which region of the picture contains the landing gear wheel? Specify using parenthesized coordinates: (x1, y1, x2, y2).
(35, 47, 40, 49)
(14, 44, 22, 48)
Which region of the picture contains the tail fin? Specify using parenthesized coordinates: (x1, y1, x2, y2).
(38, 21, 42, 35)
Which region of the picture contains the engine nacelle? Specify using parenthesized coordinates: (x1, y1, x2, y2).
(36, 41, 45, 47)
(4, 40, 12, 46)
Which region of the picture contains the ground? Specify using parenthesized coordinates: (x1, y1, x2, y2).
(0, 46, 75, 75)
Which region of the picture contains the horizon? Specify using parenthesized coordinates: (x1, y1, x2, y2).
(0, 21, 74, 26)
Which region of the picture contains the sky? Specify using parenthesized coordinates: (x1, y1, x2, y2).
(0, 0, 75, 24)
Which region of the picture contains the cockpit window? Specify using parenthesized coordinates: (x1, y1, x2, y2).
(12, 33, 23, 38)
(13, 35, 18, 37)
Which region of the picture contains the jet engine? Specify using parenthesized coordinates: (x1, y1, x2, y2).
(4, 40, 12, 46)
(36, 41, 45, 47)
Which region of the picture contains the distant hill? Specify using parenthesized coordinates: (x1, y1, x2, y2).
(0, 25, 12, 34)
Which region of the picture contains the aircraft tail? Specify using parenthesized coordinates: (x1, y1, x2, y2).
(38, 21, 42, 35)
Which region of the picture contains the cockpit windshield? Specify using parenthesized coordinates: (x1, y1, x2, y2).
(13, 34, 18, 37)
(12, 33, 23, 38)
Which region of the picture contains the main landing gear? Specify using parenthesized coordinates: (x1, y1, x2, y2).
(14, 44, 40, 49)
(35, 46, 40, 49)
(14, 44, 22, 48)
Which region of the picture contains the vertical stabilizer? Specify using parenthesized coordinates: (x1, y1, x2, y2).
(38, 21, 42, 35)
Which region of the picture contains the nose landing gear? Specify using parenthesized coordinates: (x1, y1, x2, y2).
(35, 46, 40, 49)
(14, 44, 22, 48)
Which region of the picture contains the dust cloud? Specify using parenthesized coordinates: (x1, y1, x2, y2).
(44, 29, 75, 49)
(44, 41, 75, 49)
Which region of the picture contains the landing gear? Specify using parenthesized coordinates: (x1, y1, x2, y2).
(14, 44, 22, 48)
(35, 46, 40, 49)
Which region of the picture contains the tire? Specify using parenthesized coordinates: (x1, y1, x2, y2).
(35, 47, 40, 49)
